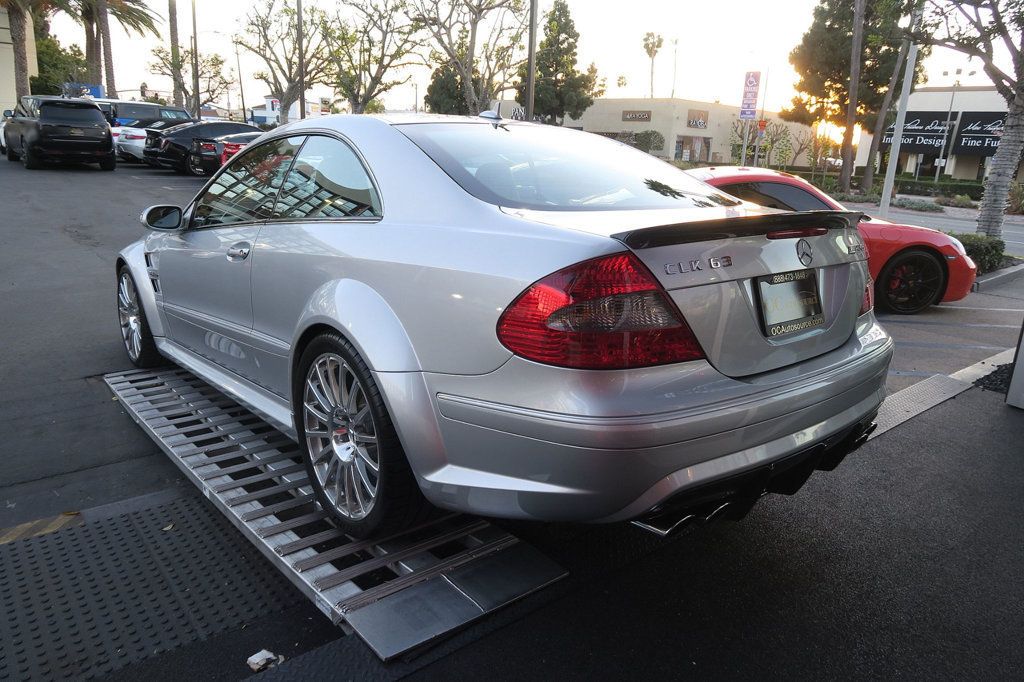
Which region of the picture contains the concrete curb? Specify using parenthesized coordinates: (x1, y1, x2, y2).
(972, 262, 1024, 292)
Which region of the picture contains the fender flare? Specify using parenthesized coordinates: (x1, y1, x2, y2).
(116, 241, 165, 337)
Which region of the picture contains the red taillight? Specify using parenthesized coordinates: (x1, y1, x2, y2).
(220, 143, 243, 166)
(200, 142, 217, 152)
(766, 227, 828, 240)
(124, 133, 145, 140)
(496, 253, 705, 369)
(111, 131, 120, 138)
(860, 277, 874, 315)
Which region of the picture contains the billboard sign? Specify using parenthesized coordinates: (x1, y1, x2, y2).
(952, 111, 1005, 156)
(740, 71, 760, 120)
(880, 111, 952, 152)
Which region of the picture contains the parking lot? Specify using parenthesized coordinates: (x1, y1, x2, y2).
(2, 158, 1023, 679)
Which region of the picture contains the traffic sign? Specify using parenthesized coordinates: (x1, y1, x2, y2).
(739, 71, 760, 120)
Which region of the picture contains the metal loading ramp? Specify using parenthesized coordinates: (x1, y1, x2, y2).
(104, 367, 566, 661)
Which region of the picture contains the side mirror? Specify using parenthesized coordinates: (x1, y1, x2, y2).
(140, 205, 182, 231)
(2, 110, 12, 118)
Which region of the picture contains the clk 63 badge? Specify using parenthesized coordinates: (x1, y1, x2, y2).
(664, 256, 733, 275)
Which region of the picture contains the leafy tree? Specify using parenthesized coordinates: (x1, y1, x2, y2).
(773, 130, 795, 168)
(642, 32, 662, 98)
(512, 0, 603, 125)
(321, 0, 421, 114)
(424, 62, 472, 114)
(761, 120, 791, 166)
(364, 99, 386, 114)
(236, 0, 332, 123)
(1, 0, 37, 98)
(142, 92, 168, 105)
(410, 0, 527, 114)
(30, 34, 88, 95)
(910, 0, 1023, 237)
(634, 129, 665, 154)
(792, 127, 814, 167)
(150, 46, 233, 113)
(63, 0, 159, 95)
(783, 0, 926, 129)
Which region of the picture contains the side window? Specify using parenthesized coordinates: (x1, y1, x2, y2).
(272, 135, 381, 220)
(750, 182, 833, 212)
(191, 136, 304, 229)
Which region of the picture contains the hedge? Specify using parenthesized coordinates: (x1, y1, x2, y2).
(951, 233, 1006, 274)
(895, 179, 985, 200)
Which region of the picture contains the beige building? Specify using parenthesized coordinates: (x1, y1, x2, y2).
(854, 85, 1006, 181)
(1, 8, 38, 113)
(558, 97, 813, 166)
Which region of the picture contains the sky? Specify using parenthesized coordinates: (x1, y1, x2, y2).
(46, 0, 998, 115)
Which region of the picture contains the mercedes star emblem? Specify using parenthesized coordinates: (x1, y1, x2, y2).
(796, 239, 813, 267)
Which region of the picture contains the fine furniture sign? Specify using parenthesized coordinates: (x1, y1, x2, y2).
(952, 111, 1005, 156)
(622, 110, 652, 122)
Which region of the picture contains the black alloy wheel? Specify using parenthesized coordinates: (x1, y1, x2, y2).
(876, 249, 946, 315)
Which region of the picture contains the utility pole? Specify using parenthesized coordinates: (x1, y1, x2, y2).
(670, 38, 678, 99)
(525, 0, 538, 121)
(235, 42, 247, 123)
(753, 68, 769, 166)
(741, 119, 750, 166)
(414, 82, 419, 113)
(191, 0, 201, 120)
(880, 3, 924, 219)
(297, 0, 306, 120)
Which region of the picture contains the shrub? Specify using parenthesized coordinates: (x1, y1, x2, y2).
(891, 198, 945, 212)
(1007, 183, 1024, 215)
(934, 194, 977, 209)
(952, 233, 1006, 274)
(832, 192, 881, 205)
(895, 179, 985, 200)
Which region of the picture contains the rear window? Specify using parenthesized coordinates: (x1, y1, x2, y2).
(39, 103, 106, 123)
(160, 108, 192, 120)
(114, 102, 157, 119)
(398, 122, 739, 212)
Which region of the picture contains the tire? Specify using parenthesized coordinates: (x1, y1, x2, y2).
(294, 332, 433, 538)
(116, 266, 161, 367)
(99, 155, 116, 171)
(5, 145, 15, 161)
(875, 249, 946, 315)
(20, 141, 39, 169)
(185, 154, 205, 176)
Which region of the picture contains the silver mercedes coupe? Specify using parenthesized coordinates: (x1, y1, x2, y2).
(116, 114, 893, 537)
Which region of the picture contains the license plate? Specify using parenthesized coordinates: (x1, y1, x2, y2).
(68, 128, 84, 136)
(756, 269, 825, 338)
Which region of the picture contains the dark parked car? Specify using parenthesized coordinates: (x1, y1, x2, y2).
(3, 96, 115, 170)
(144, 121, 261, 174)
(186, 131, 262, 175)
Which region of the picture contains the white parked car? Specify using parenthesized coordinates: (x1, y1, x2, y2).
(116, 118, 187, 163)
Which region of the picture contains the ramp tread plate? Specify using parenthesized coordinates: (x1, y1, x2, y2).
(104, 367, 566, 660)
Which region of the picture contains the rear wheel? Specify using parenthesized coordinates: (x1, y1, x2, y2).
(99, 155, 116, 171)
(117, 267, 161, 367)
(186, 154, 205, 176)
(876, 249, 946, 315)
(4, 137, 16, 161)
(295, 332, 432, 538)
(21, 141, 39, 169)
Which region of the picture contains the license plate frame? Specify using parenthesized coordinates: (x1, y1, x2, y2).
(755, 269, 825, 338)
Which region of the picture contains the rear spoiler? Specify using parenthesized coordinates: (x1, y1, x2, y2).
(612, 211, 864, 249)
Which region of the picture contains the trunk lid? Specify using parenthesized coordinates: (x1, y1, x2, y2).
(38, 102, 108, 143)
(510, 207, 870, 378)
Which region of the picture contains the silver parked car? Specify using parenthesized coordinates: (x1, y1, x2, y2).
(117, 114, 893, 538)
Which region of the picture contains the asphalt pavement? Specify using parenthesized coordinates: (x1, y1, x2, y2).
(1, 157, 1022, 680)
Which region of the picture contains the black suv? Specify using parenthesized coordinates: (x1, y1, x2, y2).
(3, 96, 115, 170)
(144, 121, 261, 175)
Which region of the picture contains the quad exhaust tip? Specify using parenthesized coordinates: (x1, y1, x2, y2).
(631, 418, 877, 538)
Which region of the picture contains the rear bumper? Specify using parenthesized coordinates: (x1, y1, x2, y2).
(117, 143, 145, 161)
(30, 142, 112, 160)
(941, 254, 977, 302)
(380, 318, 894, 523)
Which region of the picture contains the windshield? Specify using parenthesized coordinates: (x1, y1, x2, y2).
(40, 103, 105, 123)
(160, 108, 192, 120)
(398, 122, 739, 212)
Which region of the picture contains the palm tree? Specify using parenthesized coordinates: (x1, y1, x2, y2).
(1, 0, 32, 99)
(63, 0, 159, 94)
(642, 32, 662, 99)
(168, 0, 182, 107)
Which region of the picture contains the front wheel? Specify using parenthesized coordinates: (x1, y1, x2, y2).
(5, 140, 16, 161)
(876, 249, 946, 315)
(21, 142, 39, 169)
(117, 267, 161, 367)
(295, 333, 433, 538)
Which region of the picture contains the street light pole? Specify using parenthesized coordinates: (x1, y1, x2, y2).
(525, 0, 538, 121)
(879, 3, 924, 219)
(191, 0, 201, 120)
(297, 0, 306, 120)
(934, 68, 975, 183)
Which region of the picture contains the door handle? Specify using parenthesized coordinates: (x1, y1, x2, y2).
(226, 242, 251, 261)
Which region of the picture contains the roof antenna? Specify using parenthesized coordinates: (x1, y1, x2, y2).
(478, 110, 505, 129)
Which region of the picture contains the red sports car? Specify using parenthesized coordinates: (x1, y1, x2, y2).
(687, 166, 977, 314)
